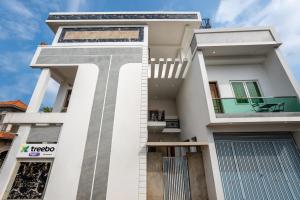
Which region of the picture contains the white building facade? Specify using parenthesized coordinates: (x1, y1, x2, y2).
(0, 12, 300, 200)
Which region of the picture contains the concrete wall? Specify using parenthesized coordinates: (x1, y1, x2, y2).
(202, 138, 225, 200)
(5, 46, 144, 200)
(149, 99, 177, 117)
(177, 51, 225, 200)
(264, 50, 297, 96)
(106, 63, 142, 200)
(187, 152, 208, 200)
(207, 63, 296, 98)
(147, 152, 164, 200)
(44, 64, 99, 200)
(176, 51, 210, 143)
(195, 28, 277, 46)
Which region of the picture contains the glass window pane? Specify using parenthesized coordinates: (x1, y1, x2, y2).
(232, 82, 248, 103)
(246, 82, 263, 103)
(246, 82, 262, 97)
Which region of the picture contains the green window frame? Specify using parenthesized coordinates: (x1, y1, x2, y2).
(231, 81, 263, 104)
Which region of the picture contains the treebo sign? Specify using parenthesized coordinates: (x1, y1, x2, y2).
(17, 144, 57, 158)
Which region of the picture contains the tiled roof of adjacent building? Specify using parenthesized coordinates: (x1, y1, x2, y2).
(0, 132, 15, 139)
(0, 100, 27, 111)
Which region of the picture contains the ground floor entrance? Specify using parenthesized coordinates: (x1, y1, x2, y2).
(147, 146, 208, 200)
(215, 134, 300, 200)
(163, 157, 191, 200)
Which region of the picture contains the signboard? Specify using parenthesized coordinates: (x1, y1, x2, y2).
(17, 144, 56, 158)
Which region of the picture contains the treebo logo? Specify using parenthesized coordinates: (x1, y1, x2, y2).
(31, 146, 55, 152)
(21, 145, 29, 153)
(20, 144, 55, 153)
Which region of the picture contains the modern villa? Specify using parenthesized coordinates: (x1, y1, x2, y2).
(0, 12, 300, 200)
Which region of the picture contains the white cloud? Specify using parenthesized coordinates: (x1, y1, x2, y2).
(214, 0, 300, 81)
(1, 20, 39, 40)
(67, 0, 87, 12)
(0, 0, 62, 103)
(0, 0, 61, 41)
(245, 0, 300, 62)
(3, 0, 34, 18)
(29, 0, 60, 12)
(0, 0, 38, 41)
(0, 51, 33, 72)
(215, 0, 259, 23)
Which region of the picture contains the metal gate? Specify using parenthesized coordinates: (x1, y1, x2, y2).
(215, 134, 300, 200)
(163, 157, 191, 200)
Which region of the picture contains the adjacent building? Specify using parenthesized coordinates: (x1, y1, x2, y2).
(0, 100, 27, 169)
(0, 12, 300, 200)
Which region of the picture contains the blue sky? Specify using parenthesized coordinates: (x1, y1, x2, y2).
(0, 0, 299, 107)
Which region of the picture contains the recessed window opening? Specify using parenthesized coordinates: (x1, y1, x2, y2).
(39, 67, 77, 113)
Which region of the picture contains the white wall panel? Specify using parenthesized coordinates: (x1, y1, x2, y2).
(106, 63, 142, 200)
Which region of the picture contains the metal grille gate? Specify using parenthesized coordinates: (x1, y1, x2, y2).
(215, 135, 300, 200)
(163, 157, 191, 200)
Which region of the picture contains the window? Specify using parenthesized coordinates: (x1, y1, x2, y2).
(6, 162, 52, 199)
(148, 110, 165, 121)
(231, 81, 262, 103)
(61, 89, 72, 112)
(0, 151, 8, 169)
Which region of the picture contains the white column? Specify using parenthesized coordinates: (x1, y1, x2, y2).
(197, 51, 217, 121)
(203, 132, 225, 200)
(106, 63, 143, 200)
(0, 68, 50, 198)
(44, 64, 99, 200)
(52, 82, 69, 112)
(27, 68, 51, 113)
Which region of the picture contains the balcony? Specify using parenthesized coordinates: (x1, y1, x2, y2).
(148, 110, 180, 132)
(212, 96, 300, 117)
